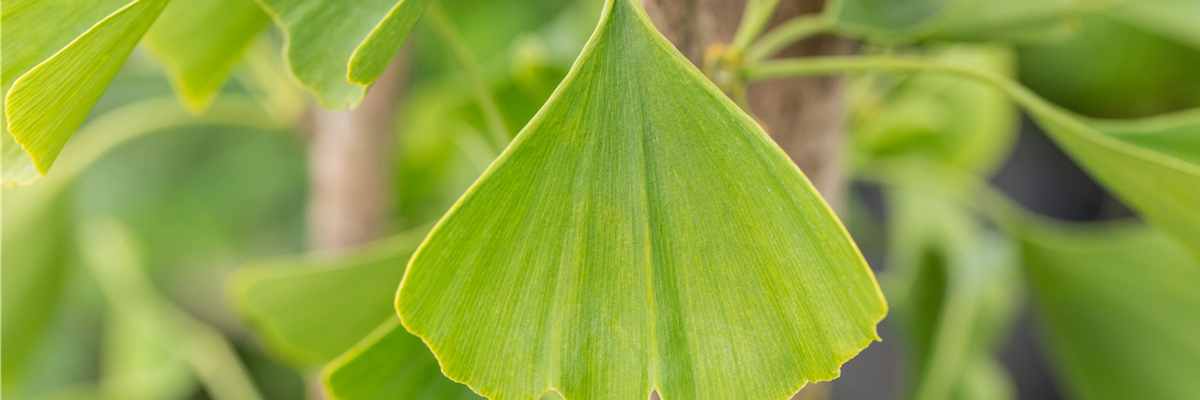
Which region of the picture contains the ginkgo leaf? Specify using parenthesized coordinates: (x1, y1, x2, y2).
(1, 0, 129, 186)
(230, 229, 428, 365)
(4, 0, 170, 183)
(1017, 13, 1200, 119)
(256, 0, 433, 109)
(321, 317, 483, 400)
(1023, 223, 1200, 400)
(143, 0, 270, 112)
(1027, 107, 1200, 260)
(395, 1, 887, 399)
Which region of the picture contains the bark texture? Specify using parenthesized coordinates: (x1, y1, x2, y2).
(307, 53, 408, 252)
(643, 0, 853, 207)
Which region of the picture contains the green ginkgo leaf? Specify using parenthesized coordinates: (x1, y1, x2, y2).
(1023, 223, 1200, 400)
(143, 0, 270, 112)
(1027, 107, 1200, 260)
(1017, 13, 1200, 119)
(321, 317, 483, 400)
(230, 228, 429, 365)
(1, 0, 131, 186)
(395, 1, 887, 399)
(256, 0, 433, 109)
(3, 0, 170, 183)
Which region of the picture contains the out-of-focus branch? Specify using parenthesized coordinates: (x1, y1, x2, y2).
(307, 52, 409, 252)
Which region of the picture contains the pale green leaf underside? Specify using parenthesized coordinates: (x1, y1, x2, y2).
(322, 317, 483, 400)
(143, 0, 269, 113)
(396, 1, 887, 400)
(256, 0, 432, 109)
(1023, 224, 1200, 400)
(0, 0, 130, 186)
(230, 230, 427, 365)
(3, 0, 169, 182)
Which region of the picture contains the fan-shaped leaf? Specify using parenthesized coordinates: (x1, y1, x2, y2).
(395, 1, 887, 399)
(230, 229, 427, 365)
(1, 0, 128, 186)
(255, 0, 433, 109)
(143, 0, 270, 112)
(3, 0, 170, 183)
(321, 317, 482, 400)
(1023, 223, 1200, 400)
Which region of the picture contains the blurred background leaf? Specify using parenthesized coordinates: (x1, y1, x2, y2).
(142, 0, 269, 112)
(4, 0, 170, 182)
(850, 44, 1018, 176)
(1022, 223, 1200, 400)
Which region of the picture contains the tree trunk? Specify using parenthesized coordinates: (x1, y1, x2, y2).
(643, 0, 852, 208)
(642, 0, 851, 398)
(306, 54, 408, 252)
(303, 49, 408, 400)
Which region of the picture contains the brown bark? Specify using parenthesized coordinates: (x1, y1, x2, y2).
(643, 1, 850, 399)
(306, 54, 408, 252)
(643, 0, 853, 208)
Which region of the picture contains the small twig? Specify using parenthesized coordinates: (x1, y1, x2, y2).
(745, 15, 834, 63)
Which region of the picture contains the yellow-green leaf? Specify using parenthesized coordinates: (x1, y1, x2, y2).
(321, 317, 483, 400)
(3, 0, 170, 183)
(395, 1, 887, 399)
(1023, 223, 1200, 400)
(230, 229, 428, 365)
(1, 0, 128, 185)
(143, 0, 270, 112)
(256, 0, 433, 109)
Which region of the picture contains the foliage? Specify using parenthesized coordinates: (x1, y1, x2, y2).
(397, 2, 884, 399)
(4, 0, 1200, 400)
(1023, 223, 1200, 400)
